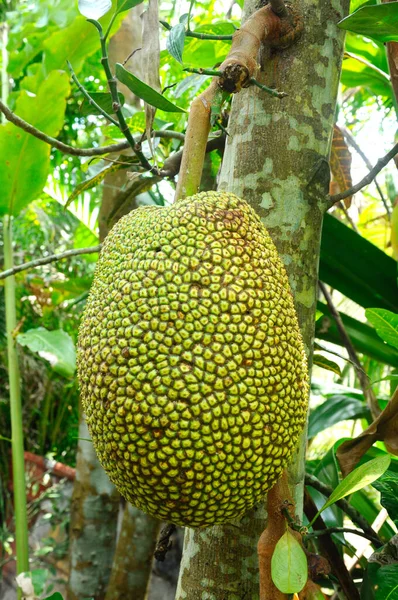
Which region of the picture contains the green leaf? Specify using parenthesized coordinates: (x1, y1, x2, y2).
(115, 63, 186, 112)
(312, 455, 391, 524)
(320, 214, 398, 313)
(79, 92, 125, 116)
(44, 594, 64, 600)
(373, 471, 398, 527)
(375, 565, 398, 599)
(312, 354, 341, 376)
(78, 0, 112, 19)
(316, 301, 398, 368)
(308, 395, 370, 439)
(166, 22, 186, 64)
(338, 3, 398, 42)
(366, 309, 398, 350)
(341, 55, 392, 100)
(116, 0, 145, 14)
(271, 530, 308, 594)
(0, 71, 70, 217)
(66, 156, 138, 207)
(17, 328, 76, 378)
(182, 22, 234, 68)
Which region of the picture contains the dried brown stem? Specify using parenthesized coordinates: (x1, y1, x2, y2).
(258, 471, 293, 600)
(319, 282, 381, 420)
(304, 490, 361, 600)
(175, 80, 221, 200)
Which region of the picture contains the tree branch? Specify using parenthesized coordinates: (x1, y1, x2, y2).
(160, 20, 234, 40)
(269, 0, 290, 19)
(305, 526, 381, 546)
(328, 141, 398, 207)
(0, 246, 102, 280)
(305, 473, 383, 548)
(0, 100, 185, 157)
(341, 126, 391, 217)
(304, 489, 361, 600)
(319, 281, 380, 420)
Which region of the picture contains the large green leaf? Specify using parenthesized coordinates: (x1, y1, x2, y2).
(17, 327, 76, 378)
(338, 3, 398, 42)
(320, 214, 398, 312)
(341, 55, 392, 100)
(316, 302, 398, 368)
(373, 471, 398, 527)
(344, 33, 388, 73)
(79, 91, 125, 116)
(116, 0, 144, 14)
(0, 71, 70, 217)
(311, 455, 391, 524)
(308, 395, 370, 439)
(366, 308, 398, 350)
(115, 63, 185, 112)
(271, 530, 308, 594)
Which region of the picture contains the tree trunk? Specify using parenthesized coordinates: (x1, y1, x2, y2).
(68, 418, 119, 600)
(175, 0, 349, 598)
(104, 504, 160, 600)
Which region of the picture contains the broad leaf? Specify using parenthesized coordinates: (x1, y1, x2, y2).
(338, 3, 398, 42)
(79, 92, 125, 116)
(78, 0, 112, 19)
(308, 395, 369, 439)
(17, 328, 76, 378)
(366, 309, 398, 350)
(115, 63, 185, 112)
(320, 214, 398, 313)
(312, 455, 391, 523)
(166, 22, 186, 63)
(116, 0, 144, 14)
(336, 389, 398, 476)
(374, 565, 398, 599)
(312, 354, 341, 376)
(373, 472, 398, 527)
(271, 530, 308, 594)
(0, 71, 70, 217)
(44, 594, 64, 600)
(316, 301, 398, 368)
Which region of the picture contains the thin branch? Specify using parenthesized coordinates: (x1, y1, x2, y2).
(0, 100, 186, 156)
(250, 77, 287, 99)
(304, 489, 361, 600)
(305, 473, 383, 548)
(0, 246, 102, 280)
(341, 126, 390, 217)
(305, 527, 381, 546)
(160, 133, 225, 178)
(319, 281, 380, 419)
(67, 61, 119, 127)
(328, 141, 398, 207)
(88, 19, 154, 173)
(160, 20, 233, 40)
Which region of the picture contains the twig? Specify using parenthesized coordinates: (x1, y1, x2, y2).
(337, 201, 359, 232)
(160, 133, 225, 178)
(319, 281, 380, 419)
(304, 489, 361, 600)
(160, 20, 233, 40)
(67, 61, 119, 126)
(328, 141, 398, 207)
(305, 527, 381, 546)
(184, 67, 222, 77)
(250, 77, 287, 99)
(341, 126, 390, 217)
(123, 47, 142, 66)
(154, 523, 176, 561)
(87, 19, 153, 172)
(305, 473, 383, 548)
(0, 100, 185, 157)
(0, 246, 102, 281)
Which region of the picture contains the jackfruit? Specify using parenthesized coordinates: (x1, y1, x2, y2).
(77, 191, 308, 527)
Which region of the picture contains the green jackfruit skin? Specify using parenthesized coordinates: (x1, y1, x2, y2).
(77, 191, 308, 528)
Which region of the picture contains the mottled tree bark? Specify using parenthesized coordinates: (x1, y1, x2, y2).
(104, 505, 160, 600)
(68, 418, 119, 600)
(175, 0, 349, 598)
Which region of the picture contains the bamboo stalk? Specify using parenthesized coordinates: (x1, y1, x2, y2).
(3, 215, 29, 589)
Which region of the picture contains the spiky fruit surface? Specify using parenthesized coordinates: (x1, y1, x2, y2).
(77, 191, 308, 528)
